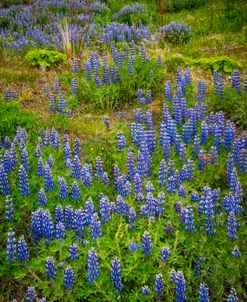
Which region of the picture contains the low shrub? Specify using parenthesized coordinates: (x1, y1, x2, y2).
(25, 49, 66, 68)
(191, 56, 242, 73)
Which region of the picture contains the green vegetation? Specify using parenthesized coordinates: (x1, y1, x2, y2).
(25, 49, 66, 68)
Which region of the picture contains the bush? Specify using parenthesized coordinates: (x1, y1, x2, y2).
(167, 0, 207, 12)
(159, 22, 192, 44)
(191, 56, 242, 74)
(25, 49, 66, 68)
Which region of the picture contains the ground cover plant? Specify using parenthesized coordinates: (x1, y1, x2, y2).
(0, 0, 247, 302)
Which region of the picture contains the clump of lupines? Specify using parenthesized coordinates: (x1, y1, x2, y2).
(159, 22, 192, 44)
(111, 257, 123, 293)
(87, 247, 99, 284)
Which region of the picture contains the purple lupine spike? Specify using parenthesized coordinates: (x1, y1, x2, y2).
(6, 230, 16, 261)
(227, 211, 238, 240)
(154, 274, 164, 296)
(64, 266, 75, 290)
(142, 231, 152, 256)
(185, 206, 196, 232)
(231, 69, 241, 94)
(128, 207, 137, 230)
(26, 286, 37, 302)
(231, 246, 240, 258)
(87, 247, 99, 284)
(69, 243, 79, 260)
(18, 165, 30, 196)
(58, 176, 69, 200)
(72, 58, 79, 73)
(49, 94, 56, 113)
(5, 195, 14, 221)
(111, 257, 123, 293)
(175, 271, 187, 302)
(64, 206, 74, 230)
(44, 164, 54, 191)
(117, 131, 127, 152)
(55, 205, 64, 224)
(227, 288, 238, 302)
(55, 222, 66, 240)
(71, 78, 77, 94)
(198, 283, 209, 302)
(90, 213, 102, 240)
(38, 188, 47, 207)
(160, 246, 171, 262)
(46, 257, 56, 279)
(71, 181, 81, 201)
(142, 285, 150, 296)
(99, 196, 112, 223)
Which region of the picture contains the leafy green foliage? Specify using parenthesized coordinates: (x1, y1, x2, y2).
(0, 101, 40, 137)
(166, 0, 207, 12)
(191, 56, 242, 73)
(25, 49, 66, 67)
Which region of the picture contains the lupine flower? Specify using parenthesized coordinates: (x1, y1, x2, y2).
(6, 230, 16, 261)
(231, 70, 241, 94)
(49, 94, 56, 113)
(17, 235, 29, 262)
(227, 288, 238, 302)
(5, 87, 12, 101)
(128, 207, 137, 229)
(58, 176, 69, 200)
(204, 190, 216, 235)
(111, 257, 123, 293)
(18, 165, 30, 196)
(5, 195, 14, 221)
(55, 205, 64, 224)
(71, 78, 77, 94)
(231, 245, 241, 257)
(142, 231, 152, 256)
(154, 274, 164, 296)
(117, 131, 127, 152)
(191, 191, 200, 202)
(44, 164, 54, 191)
(69, 243, 79, 260)
(142, 285, 150, 296)
(87, 247, 99, 284)
(64, 206, 74, 230)
(185, 206, 196, 232)
(64, 266, 75, 290)
(90, 213, 102, 240)
(38, 188, 47, 207)
(160, 246, 171, 262)
(227, 211, 238, 240)
(146, 90, 151, 104)
(73, 58, 79, 73)
(71, 181, 81, 201)
(166, 221, 173, 234)
(199, 283, 209, 302)
(46, 257, 56, 279)
(26, 286, 37, 302)
(175, 271, 187, 302)
(55, 222, 66, 240)
(129, 242, 141, 252)
(99, 196, 112, 223)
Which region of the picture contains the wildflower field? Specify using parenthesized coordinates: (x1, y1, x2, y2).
(0, 0, 246, 301)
